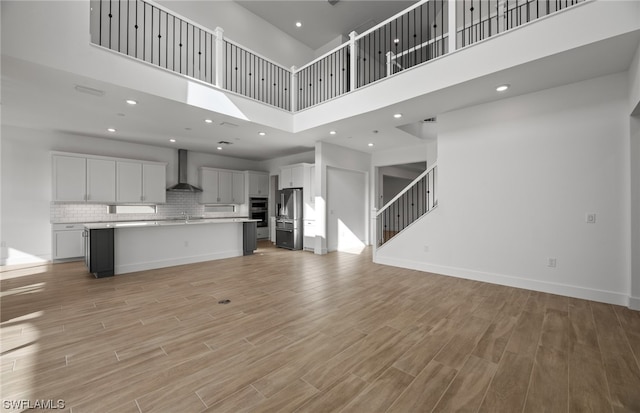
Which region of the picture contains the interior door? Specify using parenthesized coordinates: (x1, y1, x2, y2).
(327, 167, 367, 253)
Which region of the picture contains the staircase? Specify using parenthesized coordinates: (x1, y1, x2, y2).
(376, 165, 438, 247)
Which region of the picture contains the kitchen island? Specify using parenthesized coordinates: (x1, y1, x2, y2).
(84, 218, 258, 276)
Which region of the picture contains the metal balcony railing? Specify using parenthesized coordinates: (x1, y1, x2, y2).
(90, 0, 587, 112)
(376, 165, 438, 248)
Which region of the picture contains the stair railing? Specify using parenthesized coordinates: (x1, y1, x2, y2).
(376, 164, 438, 247)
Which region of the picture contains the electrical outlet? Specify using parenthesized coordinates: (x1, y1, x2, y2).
(423, 245, 429, 253)
(586, 213, 596, 223)
(547, 258, 557, 268)
(184, 241, 189, 247)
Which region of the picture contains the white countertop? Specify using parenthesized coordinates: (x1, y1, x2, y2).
(84, 218, 259, 229)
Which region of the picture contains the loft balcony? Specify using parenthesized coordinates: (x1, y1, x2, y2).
(89, 0, 590, 113)
(2, 0, 639, 138)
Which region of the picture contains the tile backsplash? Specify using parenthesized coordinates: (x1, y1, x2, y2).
(51, 192, 247, 223)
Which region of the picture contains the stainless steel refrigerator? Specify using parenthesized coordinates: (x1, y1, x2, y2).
(275, 188, 303, 250)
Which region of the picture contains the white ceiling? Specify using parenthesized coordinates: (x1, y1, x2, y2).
(235, 0, 417, 50)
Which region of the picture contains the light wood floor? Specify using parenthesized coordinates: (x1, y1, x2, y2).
(2, 242, 640, 412)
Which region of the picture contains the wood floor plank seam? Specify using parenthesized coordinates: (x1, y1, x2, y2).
(514, 305, 545, 413)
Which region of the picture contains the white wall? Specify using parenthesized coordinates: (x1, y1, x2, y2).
(372, 143, 428, 168)
(631, 114, 640, 309)
(376, 72, 632, 306)
(383, 176, 414, 205)
(629, 38, 640, 114)
(157, 1, 314, 68)
(315, 142, 371, 254)
(314, 35, 349, 59)
(0, 125, 260, 265)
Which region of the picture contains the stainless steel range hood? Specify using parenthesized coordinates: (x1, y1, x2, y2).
(166, 149, 202, 192)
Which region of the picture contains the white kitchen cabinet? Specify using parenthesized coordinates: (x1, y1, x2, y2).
(248, 172, 269, 196)
(232, 172, 245, 204)
(279, 165, 305, 189)
(142, 163, 167, 203)
(116, 161, 143, 202)
(53, 155, 87, 201)
(218, 171, 233, 203)
(53, 152, 163, 204)
(52, 155, 116, 202)
(117, 161, 166, 203)
(52, 224, 85, 260)
(303, 220, 316, 252)
(200, 168, 221, 203)
(199, 168, 245, 204)
(86, 158, 116, 202)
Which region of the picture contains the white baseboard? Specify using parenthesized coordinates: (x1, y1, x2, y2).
(374, 255, 630, 307)
(629, 296, 640, 311)
(115, 250, 242, 275)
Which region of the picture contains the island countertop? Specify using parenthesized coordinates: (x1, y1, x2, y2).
(83, 217, 260, 276)
(83, 217, 259, 230)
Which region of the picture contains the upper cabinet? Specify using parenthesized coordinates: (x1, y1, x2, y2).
(52, 154, 116, 202)
(117, 161, 167, 204)
(199, 168, 245, 204)
(248, 172, 269, 197)
(279, 164, 306, 189)
(142, 163, 167, 204)
(52, 153, 165, 204)
(87, 158, 117, 202)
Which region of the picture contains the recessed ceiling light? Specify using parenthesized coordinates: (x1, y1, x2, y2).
(169, 138, 176, 143)
(107, 128, 116, 132)
(205, 119, 213, 123)
(368, 143, 374, 147)
(496, 84, 510, 92)
(393, 113, 402, 118)
(329, 130, 336, 135)
(296, 22, 302, 28)
(126, 99, 137, 105)
(259, 132, 266, 136)
(217, 146, 223, 150)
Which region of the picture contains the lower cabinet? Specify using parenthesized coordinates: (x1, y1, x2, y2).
(52, 224, 85, 260)
(84, 228, 114, 278)
(257, 226, 269, 240)
(243, 222, 257, 256)
(303, 220, 315, 252)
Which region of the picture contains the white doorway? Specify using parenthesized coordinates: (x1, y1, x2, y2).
(327, 167, 367, 253)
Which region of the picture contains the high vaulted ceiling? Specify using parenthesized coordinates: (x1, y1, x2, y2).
(235, 0, 417, 50)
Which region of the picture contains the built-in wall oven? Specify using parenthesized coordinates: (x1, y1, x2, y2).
(250, 198, 269, 239)
(249, 198, 268, 227)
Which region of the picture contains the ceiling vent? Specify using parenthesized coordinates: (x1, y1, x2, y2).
(217, 140, 232, 145)
(328, 0, 340, 5)
(220, 121, 239, 128)
(74, 85, 105, 97)
(423, 117, 437, 123)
